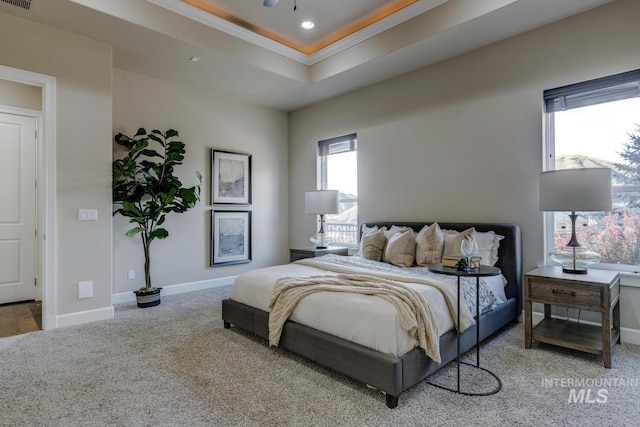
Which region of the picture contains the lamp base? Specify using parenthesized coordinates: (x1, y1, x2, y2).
(549, 246, 601, 275)
(562, 266, 588, 274)
(310, 232, 331, 249)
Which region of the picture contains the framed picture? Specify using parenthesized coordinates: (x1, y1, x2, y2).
(212, 149, 252, 204)
(211, 210, 252, 266)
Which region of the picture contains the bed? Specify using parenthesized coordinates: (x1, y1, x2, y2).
(222, 222, 522, 408)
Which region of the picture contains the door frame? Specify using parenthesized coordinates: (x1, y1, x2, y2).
(0, 65, 56, 330)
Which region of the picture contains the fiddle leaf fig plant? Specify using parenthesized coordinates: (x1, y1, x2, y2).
(112, 128, 201, 291)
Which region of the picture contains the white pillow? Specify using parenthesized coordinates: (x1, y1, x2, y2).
(415, 223, 444, 266)
(383, 227, 416, 267)
(383, 225, 405, 239)
(474, 230, 505, 266)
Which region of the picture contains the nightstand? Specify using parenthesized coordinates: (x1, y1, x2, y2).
(289, 246, 348, 262)
(524, 266, 620, 368)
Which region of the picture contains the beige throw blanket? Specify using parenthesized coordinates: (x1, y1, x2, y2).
(269, 273, 443, 362)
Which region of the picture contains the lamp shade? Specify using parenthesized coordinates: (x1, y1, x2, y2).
(305, 190, 339, 215)
(539, 168, 612, 212)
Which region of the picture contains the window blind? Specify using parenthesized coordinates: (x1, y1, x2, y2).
(318, 133, 357, 156)
(544, 68, 640, 113)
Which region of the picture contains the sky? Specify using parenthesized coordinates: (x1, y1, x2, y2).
(326, 151, 358, 195)
(555, 97, 640, 164)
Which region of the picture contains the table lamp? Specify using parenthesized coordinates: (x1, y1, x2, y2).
(305, 190, 339, 249)
(539, 168, 612, 274)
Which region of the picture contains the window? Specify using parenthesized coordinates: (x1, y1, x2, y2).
(318, 133, 358, 247)
(543, 69, 640, 269)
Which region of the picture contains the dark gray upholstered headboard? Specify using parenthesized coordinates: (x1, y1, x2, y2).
(360, 222, 523, 314)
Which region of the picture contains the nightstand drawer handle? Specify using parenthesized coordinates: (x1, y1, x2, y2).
(552, 289, 576, 297)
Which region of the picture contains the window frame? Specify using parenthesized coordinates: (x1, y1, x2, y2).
(543, 69, 640, 272)
(317, 133, 358, 247)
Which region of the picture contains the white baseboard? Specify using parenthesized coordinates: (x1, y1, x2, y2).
(111, 275, 237, 305)
(531, 311, 640, 345)
(48, 276, 236, 330)
(55, 306, 114, 329)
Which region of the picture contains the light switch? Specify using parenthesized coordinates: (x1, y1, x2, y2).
(79, 209, 98, 221)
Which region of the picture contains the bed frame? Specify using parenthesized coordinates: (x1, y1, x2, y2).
(222, 222, 522, 408)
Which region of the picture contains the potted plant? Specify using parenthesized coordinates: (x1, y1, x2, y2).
(112, 128, 201, 307)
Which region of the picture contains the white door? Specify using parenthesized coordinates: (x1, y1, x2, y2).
(0, 112, 36, 304)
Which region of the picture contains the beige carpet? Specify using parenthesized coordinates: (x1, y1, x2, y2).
(1, 286, 639, 426)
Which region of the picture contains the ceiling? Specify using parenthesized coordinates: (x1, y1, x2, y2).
(0, 0, 615, 111)
(161, 0, 445, 56)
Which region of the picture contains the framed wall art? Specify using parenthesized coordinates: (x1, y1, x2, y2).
(211, 210, 252, 266)
(211, 149, 252, 205)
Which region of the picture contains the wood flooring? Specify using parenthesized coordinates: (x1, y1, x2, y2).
(0, 301, 42, 338)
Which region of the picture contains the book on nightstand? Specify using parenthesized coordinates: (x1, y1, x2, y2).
(441, 255, 461, 267)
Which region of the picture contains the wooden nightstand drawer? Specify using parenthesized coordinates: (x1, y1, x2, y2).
(528, 279, 602, 307)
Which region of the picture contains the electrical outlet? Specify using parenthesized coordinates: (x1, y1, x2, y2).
(128, 270, 135, 280)
(78, 280, 93, 299)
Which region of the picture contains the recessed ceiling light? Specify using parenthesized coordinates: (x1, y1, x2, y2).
(301, 21, 315, 30)
(189, 56, 200, 62)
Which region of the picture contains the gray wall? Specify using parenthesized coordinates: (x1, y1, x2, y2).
(0, 12, 113, 317)
(0, 11, 289, 323)
(288, 0, 640, 329)
(112, 70, 289, 294)
(0, 80, 41, 111)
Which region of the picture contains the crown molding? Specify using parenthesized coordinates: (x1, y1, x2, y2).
(147, 0, 448, 66)
(307, 0, 447, 65)
(147, 0, 310, 63)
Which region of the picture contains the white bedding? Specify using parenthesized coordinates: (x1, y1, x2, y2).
(231, 255, 505, 357)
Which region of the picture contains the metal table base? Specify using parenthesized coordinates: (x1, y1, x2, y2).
(426, 264, 502, 396)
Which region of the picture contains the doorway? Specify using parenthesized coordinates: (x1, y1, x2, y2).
(0, 111, 37, 306)
(0, 65, 56, 331)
